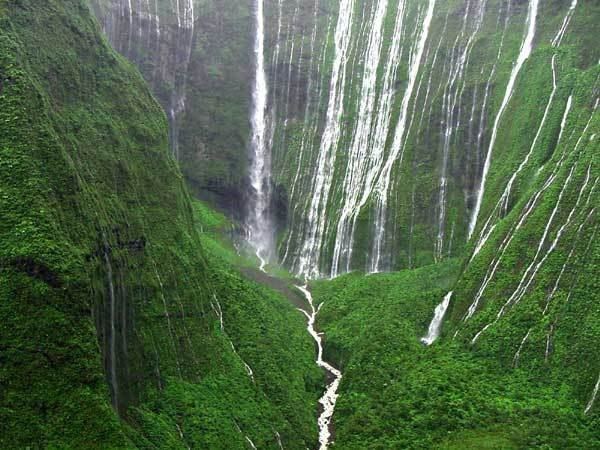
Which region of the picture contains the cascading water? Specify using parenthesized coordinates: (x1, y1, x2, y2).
(330, 0, 390, 277)
(283, 16, 334, 267)
(421, 291, 453, 345)
(435, 0, 487, 261)
(471, 1, 579, 258)
(295, 285, 342, 450)
(370, 0, 436, 273)
(468, 0, 539, 239)
(465, 96, 576, 324)
(585, 373, 600, 415)
(169, 0, 195, 160)
(470, 99, 600, 344)
(247, 0, 274, 271)
(295, 0, 356, 279)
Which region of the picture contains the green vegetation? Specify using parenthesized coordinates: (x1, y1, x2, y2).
(2, 0, 599, 448)
(312, 264, 599, 449)
(0, 2, 318, 448)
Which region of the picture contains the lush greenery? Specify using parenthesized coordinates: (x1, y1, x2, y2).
(312, 264, 599, 449)
(2, 0, 599, 448)
(0, 2, 319, 448)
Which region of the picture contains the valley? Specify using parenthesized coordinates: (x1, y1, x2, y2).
(1, 0, 598, 448)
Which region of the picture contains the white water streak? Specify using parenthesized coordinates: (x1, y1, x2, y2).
(585, 373, 600, 414)
(248, 0, 274, 268)
(421, 292, 453, 345)
(552, 0, 577, 47)
(472, 55, 559, 259)
(436, 0, 487, 261)
(296, 0, 356, 278)
(512, 328, 532, 368)
(465, 96, 574, 322)
(330, 0, 390, 276)
(211, 296, 255, 383)
(469, 0, 539, 238)
(370, 0, 436, 273)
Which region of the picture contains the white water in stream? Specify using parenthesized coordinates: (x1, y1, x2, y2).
(296, 285, 342, 450)
(247, 0, 273, 272)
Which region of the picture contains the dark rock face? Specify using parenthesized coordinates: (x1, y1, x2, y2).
(90, 0, 253, 218)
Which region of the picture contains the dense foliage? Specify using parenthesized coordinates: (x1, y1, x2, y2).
(0, 2, 318, 448)
(312, 265, 599, 448)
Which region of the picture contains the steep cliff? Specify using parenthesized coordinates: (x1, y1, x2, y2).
(91, 0, 599, 281)
(2, 0, 598, 448)
(0, 1, 318, 447)
(90, 0, 253, 216)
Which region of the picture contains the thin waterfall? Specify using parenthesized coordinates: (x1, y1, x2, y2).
(435, 0, 487, 261)
(330, 0, 390, 277)
(465, 97, 576, 323)
(295, 0, 356, 279)
(468, 0, 539, 238)
(585, 373, 600, 415)
(247, 0, 274, 271)
(471, 0, 579, 258)
(421, 291, 453, 345)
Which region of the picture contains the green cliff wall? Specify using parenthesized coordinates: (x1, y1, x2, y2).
(0, 1, 318, 447)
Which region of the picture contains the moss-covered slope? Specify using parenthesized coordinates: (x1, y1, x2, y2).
(311, 262, 599, 448)
(0, 1, 318, 447)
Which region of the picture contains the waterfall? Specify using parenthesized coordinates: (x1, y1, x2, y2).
(282, 0, 326, 265)
(330, 0, 390, 277)
(247, 0, 274, 271)
(471, 0, 581, 258)
(471, 55, 559, 260)
(585, 373, 600, 415)
(421, 291, 453, 345)
(295, 0, 356, 279)
(552, 0, 577, 48)
(296, 285, 342, 450)
(370, 0, 436, 273)
(169, 0, 194, 160)
(512, 329, 532, 368)
(465, 96, 576, 324)
(468, 0, 539, 239)
(210, 295, 255, 382)
(435, 0, 487, 261)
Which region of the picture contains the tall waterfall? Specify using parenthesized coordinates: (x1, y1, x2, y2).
(247, 0, 274, 270)
(370, 0, 436, 273)
(330, 0, 390, 277)
(295, 0, 356, 279)
(468, 0, 539, 238)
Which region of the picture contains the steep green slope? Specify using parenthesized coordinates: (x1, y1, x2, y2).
(311, 264, 599, 448)
(0, 1, 318, 448)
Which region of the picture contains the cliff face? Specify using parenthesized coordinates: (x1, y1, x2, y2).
(90, 0, 254, 216)
(0, 1, 318, 447)
(86, 2, 599, 445)
(90, 0, 598, 278)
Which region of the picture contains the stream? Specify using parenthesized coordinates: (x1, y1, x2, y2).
(295, 285, 342, 450)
